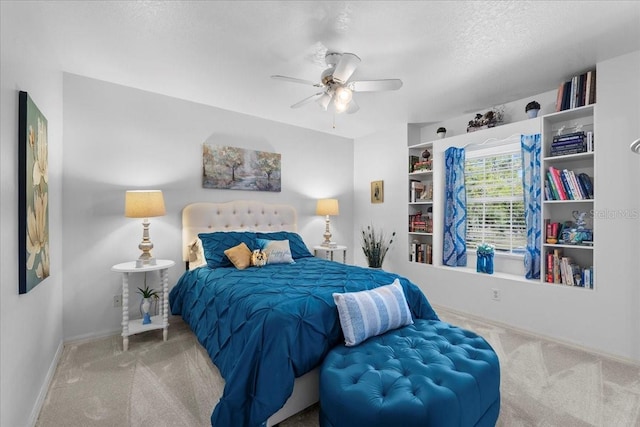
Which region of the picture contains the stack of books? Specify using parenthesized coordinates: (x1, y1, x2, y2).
(555, 69, 596, 112)
(545, 249, 593, 288)
(550, 131, 593, 156)
(545, 166, 593, 200)
(410, 242, 432, 264)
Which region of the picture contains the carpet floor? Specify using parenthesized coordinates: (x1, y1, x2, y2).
(36, 307, 640, 426)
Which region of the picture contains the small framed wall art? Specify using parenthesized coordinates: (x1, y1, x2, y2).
(371, 180, 384, 203)
(18, 91, 50, 294)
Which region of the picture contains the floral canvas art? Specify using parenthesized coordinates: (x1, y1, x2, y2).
(19, 91, 49, 294)
(202, 144, 281, 192)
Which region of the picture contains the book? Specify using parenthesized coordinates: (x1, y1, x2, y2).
(555, 82, 565, 112)
(546, 173, 560, 200)
(559, 170, 574, 199)
(587, 70, 596, 104)
(586, 131, 594, 152)
(549, 167, 568, 200)
(561, 80, 572, 111)
(553, 131, 585, 142)
(409, 155, 419, 172)
(568, 170, 586, 199)
(578, 73, 586, 107)
(562, 169, 582, 200)
(577, 173, 594, 198)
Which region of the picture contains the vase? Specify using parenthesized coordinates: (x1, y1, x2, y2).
(526, 109, 539, 119)
(141, 298, 152, 325)
(476, 253, 494, 274)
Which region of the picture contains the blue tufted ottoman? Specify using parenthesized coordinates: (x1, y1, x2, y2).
(320, 319, 500, 427)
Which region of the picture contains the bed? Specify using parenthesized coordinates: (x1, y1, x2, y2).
(169, 201, 439, 427)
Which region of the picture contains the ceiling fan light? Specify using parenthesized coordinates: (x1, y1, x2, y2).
(334, 98, 349, 113)
(335, 86, 353, 103)
(317, 92, 332, 110)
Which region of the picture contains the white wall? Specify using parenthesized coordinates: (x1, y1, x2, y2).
(356, 51, 640, 362)
(61, 74, 354, 340)
(352, 125, 408, 270)
(0, 13, 65, 427)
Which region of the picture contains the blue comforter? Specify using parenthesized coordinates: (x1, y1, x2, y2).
(170, 257, 438, 427)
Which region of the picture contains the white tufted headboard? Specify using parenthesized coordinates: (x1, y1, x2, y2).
(182, 200, 298, 262)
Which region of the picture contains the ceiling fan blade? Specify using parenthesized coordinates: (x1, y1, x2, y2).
(350, 79, 403, 92)
(346, 98, 360, 114)
(291, 92, 325, 109)
(316, 92, 333, 111)
(332, 53, 361, 84)
(271, 75, 324, 88)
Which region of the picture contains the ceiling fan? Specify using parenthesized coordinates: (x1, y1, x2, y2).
(271, 52, 402, 114)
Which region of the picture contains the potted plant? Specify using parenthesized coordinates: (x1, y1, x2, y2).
(137, 285, 159, 325)
(525, 101, 540, 118)
(361, 225, 396, 268)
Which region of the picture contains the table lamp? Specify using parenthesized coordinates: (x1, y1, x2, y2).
(316, 198, 339, 247)
(125, 190, 166, 267)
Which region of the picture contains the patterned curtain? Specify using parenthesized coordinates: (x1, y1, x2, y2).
(443, 147, 467, 266)
(521, 133, 542, 279)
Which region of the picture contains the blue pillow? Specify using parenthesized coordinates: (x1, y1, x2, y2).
(198, 232, 257, 268)
(256, 231, 313, 259)
(333, 279, 414, 346)
(256, 238, 295, 264)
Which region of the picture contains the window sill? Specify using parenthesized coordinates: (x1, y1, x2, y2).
(434, 264, 539, 285)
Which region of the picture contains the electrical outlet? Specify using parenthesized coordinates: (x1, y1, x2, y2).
(491, 288, 501, 301)
(113, 294, 122, 307)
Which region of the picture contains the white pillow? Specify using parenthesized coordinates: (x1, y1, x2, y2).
(187, 238, 207, 270)
(333, 279, 414, 347)
(256, 238, 294, 264)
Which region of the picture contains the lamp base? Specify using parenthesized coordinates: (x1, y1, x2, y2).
(136, 257, 157, 268)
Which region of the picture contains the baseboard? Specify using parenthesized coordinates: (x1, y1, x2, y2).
(433, 303, 640, 367)
(29, 339, 64, 427)
(64, 327, 121, 345)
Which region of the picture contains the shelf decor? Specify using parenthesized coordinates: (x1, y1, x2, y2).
(466, 106, 504, 133)
(18, 91, 50, 294)
(476, 243, 495, 274)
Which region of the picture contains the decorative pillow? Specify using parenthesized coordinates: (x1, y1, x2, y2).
(256, 232, 313, 259)
(224, 242, 253, 270)
(256, 238, 294, 264)
(251, 249, 268, 267)
(199, 232, 257, 268)
(187, 238, 207, 270)
(333, 279, 414, 347)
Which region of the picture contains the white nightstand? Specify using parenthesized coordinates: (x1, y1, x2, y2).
(313, 245, 347, 264)
(111, 259, 175, 351)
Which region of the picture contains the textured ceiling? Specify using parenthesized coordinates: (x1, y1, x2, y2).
(3, 1, 640, 139)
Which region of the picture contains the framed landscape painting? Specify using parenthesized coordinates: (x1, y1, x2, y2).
(202, 144, 281, 192)
(18, 91, 50, 294)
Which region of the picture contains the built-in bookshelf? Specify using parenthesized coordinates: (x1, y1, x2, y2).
(408, 141, 434, 265)
(541, 104, 595, 289)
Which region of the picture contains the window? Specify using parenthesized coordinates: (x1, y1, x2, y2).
(465, 148, 526, 254)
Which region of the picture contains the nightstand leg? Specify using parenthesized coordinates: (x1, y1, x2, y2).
(161, 268, 169, 341)
(122, 272, 129, 351)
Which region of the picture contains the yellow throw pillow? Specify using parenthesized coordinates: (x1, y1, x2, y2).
(224, 242, 252, 270)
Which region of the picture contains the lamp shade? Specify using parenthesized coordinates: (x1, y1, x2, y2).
(316, 198, 339, 216)
(125, 190, 166, 218)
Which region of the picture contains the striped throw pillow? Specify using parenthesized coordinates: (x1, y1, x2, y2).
(333, 279, 414, 347)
